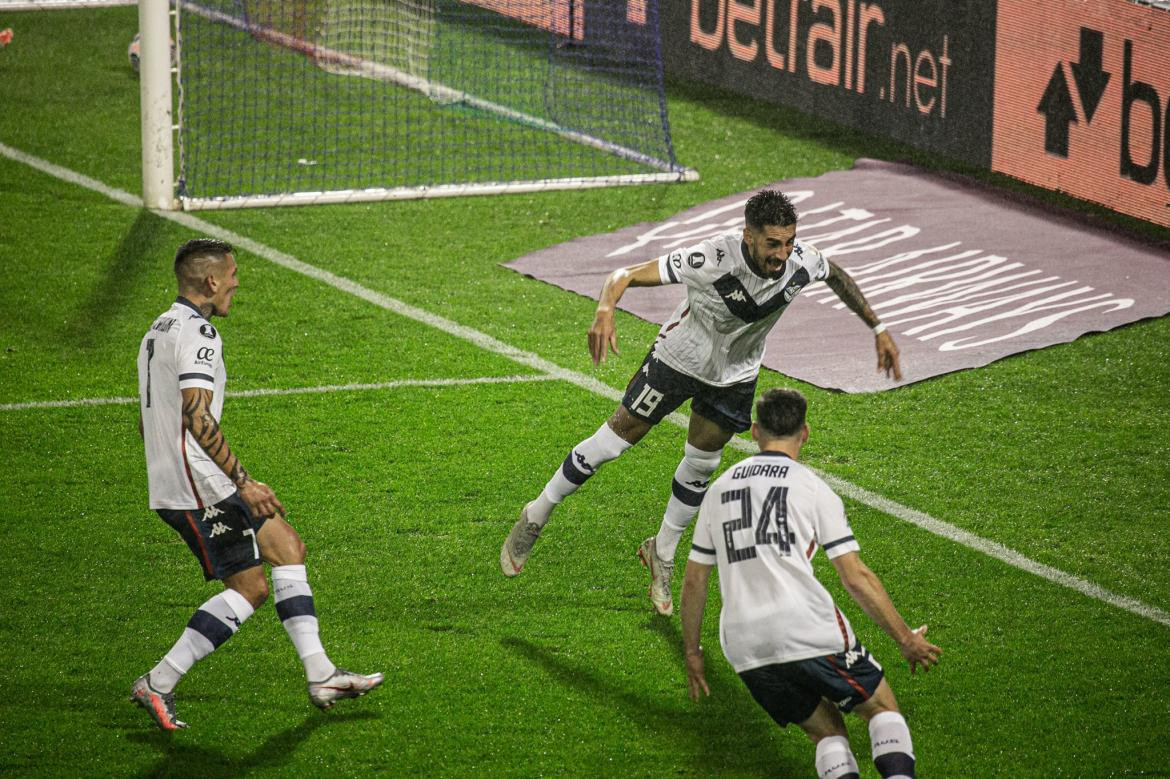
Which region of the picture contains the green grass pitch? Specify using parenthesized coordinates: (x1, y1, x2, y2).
(1, 6, 1169, 777)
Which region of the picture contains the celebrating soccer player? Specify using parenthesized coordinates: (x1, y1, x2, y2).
(681, 388, 939, 778)
(500, 190, 901, 615)
(131, 238, 382, 730)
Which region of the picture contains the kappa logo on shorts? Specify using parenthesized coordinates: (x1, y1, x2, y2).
(209, 522, 231, 537)
(835, 696, 852, 710)
(202, 505, 224, 522)
(844, 649, 862, 668)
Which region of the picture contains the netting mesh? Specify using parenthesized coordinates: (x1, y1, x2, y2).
(176, 0, 689, 206)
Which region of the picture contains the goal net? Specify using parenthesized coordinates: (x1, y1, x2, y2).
(175, 0, 696, 209)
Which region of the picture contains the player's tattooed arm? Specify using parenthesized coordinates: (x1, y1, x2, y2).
(181, 387, 250, 487)
(825, 261, 879, 328)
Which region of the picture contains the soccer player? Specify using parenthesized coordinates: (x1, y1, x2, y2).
(131, 238, 382, 730)
(681, 388, 940, 779)
(500, 190, 901, 615)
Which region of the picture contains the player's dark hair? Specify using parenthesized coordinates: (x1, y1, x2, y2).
(744, 190, 797, 230)
(174, 238, 233, 274)
(755, 388, 807, 438)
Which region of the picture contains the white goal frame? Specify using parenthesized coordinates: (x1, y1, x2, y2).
(138, 0, 697, 211)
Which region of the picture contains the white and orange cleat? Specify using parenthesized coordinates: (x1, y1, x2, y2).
(130, 674, 187, 731)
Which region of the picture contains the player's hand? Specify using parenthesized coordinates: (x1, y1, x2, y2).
(900, 624, 941, 674)
(588, 308, 619, 365)
(686, 650, 710, 702)
(239, 478, 286, 520)
(876, 331, 902, 381)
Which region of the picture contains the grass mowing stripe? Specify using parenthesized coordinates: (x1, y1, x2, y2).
(0, 374, 558, 411)
(6, 140, 1165, 632)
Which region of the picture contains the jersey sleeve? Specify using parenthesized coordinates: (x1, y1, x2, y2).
(177, 321, 221, 392)
(657, 238, 723, 288)
(688, 488, 719, 565)
(793, 241, 831, 283)
(812, 480, 859, 560)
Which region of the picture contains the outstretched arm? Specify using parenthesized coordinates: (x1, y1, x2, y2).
(588, 258, 664, 365)
(680, 561, 714, 701)
(830, 551, 941, 673)
(824, 261, 902, 380)
(181, 387, 284, 519)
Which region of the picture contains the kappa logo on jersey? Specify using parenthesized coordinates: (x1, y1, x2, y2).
(209, 522, 231, 537)
(687, 251, 705, 269)
(151, 317, 177, 333)
(792, 244, 804, 259)
(202, 504, 224, 522)
(725, 289, 748, 303)
(668, 251, 682, 269)
(224, 613, 241, 628)
(715, 247, 725, 265)
(199, 323, 217, 339)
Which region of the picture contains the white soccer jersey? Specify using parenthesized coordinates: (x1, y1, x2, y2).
(654, 234, 829, 386)
(689, 451, 862, 673)
(137, 297, 234, 510)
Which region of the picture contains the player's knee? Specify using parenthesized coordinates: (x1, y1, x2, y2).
(682, 442, 722, 474)
(231, 574, 269, 608)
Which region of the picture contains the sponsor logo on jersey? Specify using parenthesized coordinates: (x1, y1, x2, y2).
(202, 504, 224, 523)
(782, 280, 805, 302)
(196, 347, 216, 361)
(668, 251, 682, 268)
(688, 251, 705, 269)
(200, 323, 217, 339)
(151, 317, 177, 333)
(726, 289, 748, 303)
(209, 522, 231, 537)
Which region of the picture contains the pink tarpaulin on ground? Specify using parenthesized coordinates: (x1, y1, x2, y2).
(505, 159, 1170, 393)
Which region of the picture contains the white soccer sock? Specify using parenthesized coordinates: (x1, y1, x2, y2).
(272, 565, 337, 683)
(654, 443, 722, 560)
(151, 588, 255, 693)
(869, 710, 916, 778)
(527, 422, 632, 526)
(815, 735, 861, 779)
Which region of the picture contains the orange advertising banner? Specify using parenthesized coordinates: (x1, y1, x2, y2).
(460, 0, 585, 39)
(993, 0, 1170, 227)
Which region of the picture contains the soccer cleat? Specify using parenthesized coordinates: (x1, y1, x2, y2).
(500, 507, 542, 577)
(308, 668, 384, 710)
(130, 674, 187, 731)
(637, 536, 675, 616)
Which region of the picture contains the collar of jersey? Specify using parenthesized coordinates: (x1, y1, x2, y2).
(175, 296, 206, 319)
(741, 240, 787, 281)
(756, 450, 793, 459)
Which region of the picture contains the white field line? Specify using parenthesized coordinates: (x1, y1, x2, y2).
(3, 140, 1168, 629)
(0, 374, 558, 412)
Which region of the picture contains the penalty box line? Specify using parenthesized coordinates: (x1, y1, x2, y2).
(0, 375, 559, 412)
(4, 140, 1168, 630)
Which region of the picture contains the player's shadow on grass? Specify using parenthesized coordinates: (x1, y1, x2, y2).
(61, 209, 169, 347)
(128, 709, 377, 777)
(502, 628, 803, 775)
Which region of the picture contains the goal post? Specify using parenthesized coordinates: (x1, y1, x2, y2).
(138, 0, 175, 209)
(149, 0, 696, 210)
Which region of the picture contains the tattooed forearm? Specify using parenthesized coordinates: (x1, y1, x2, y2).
(181, 388, 250, 487)
(825, 262, 879, 328)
